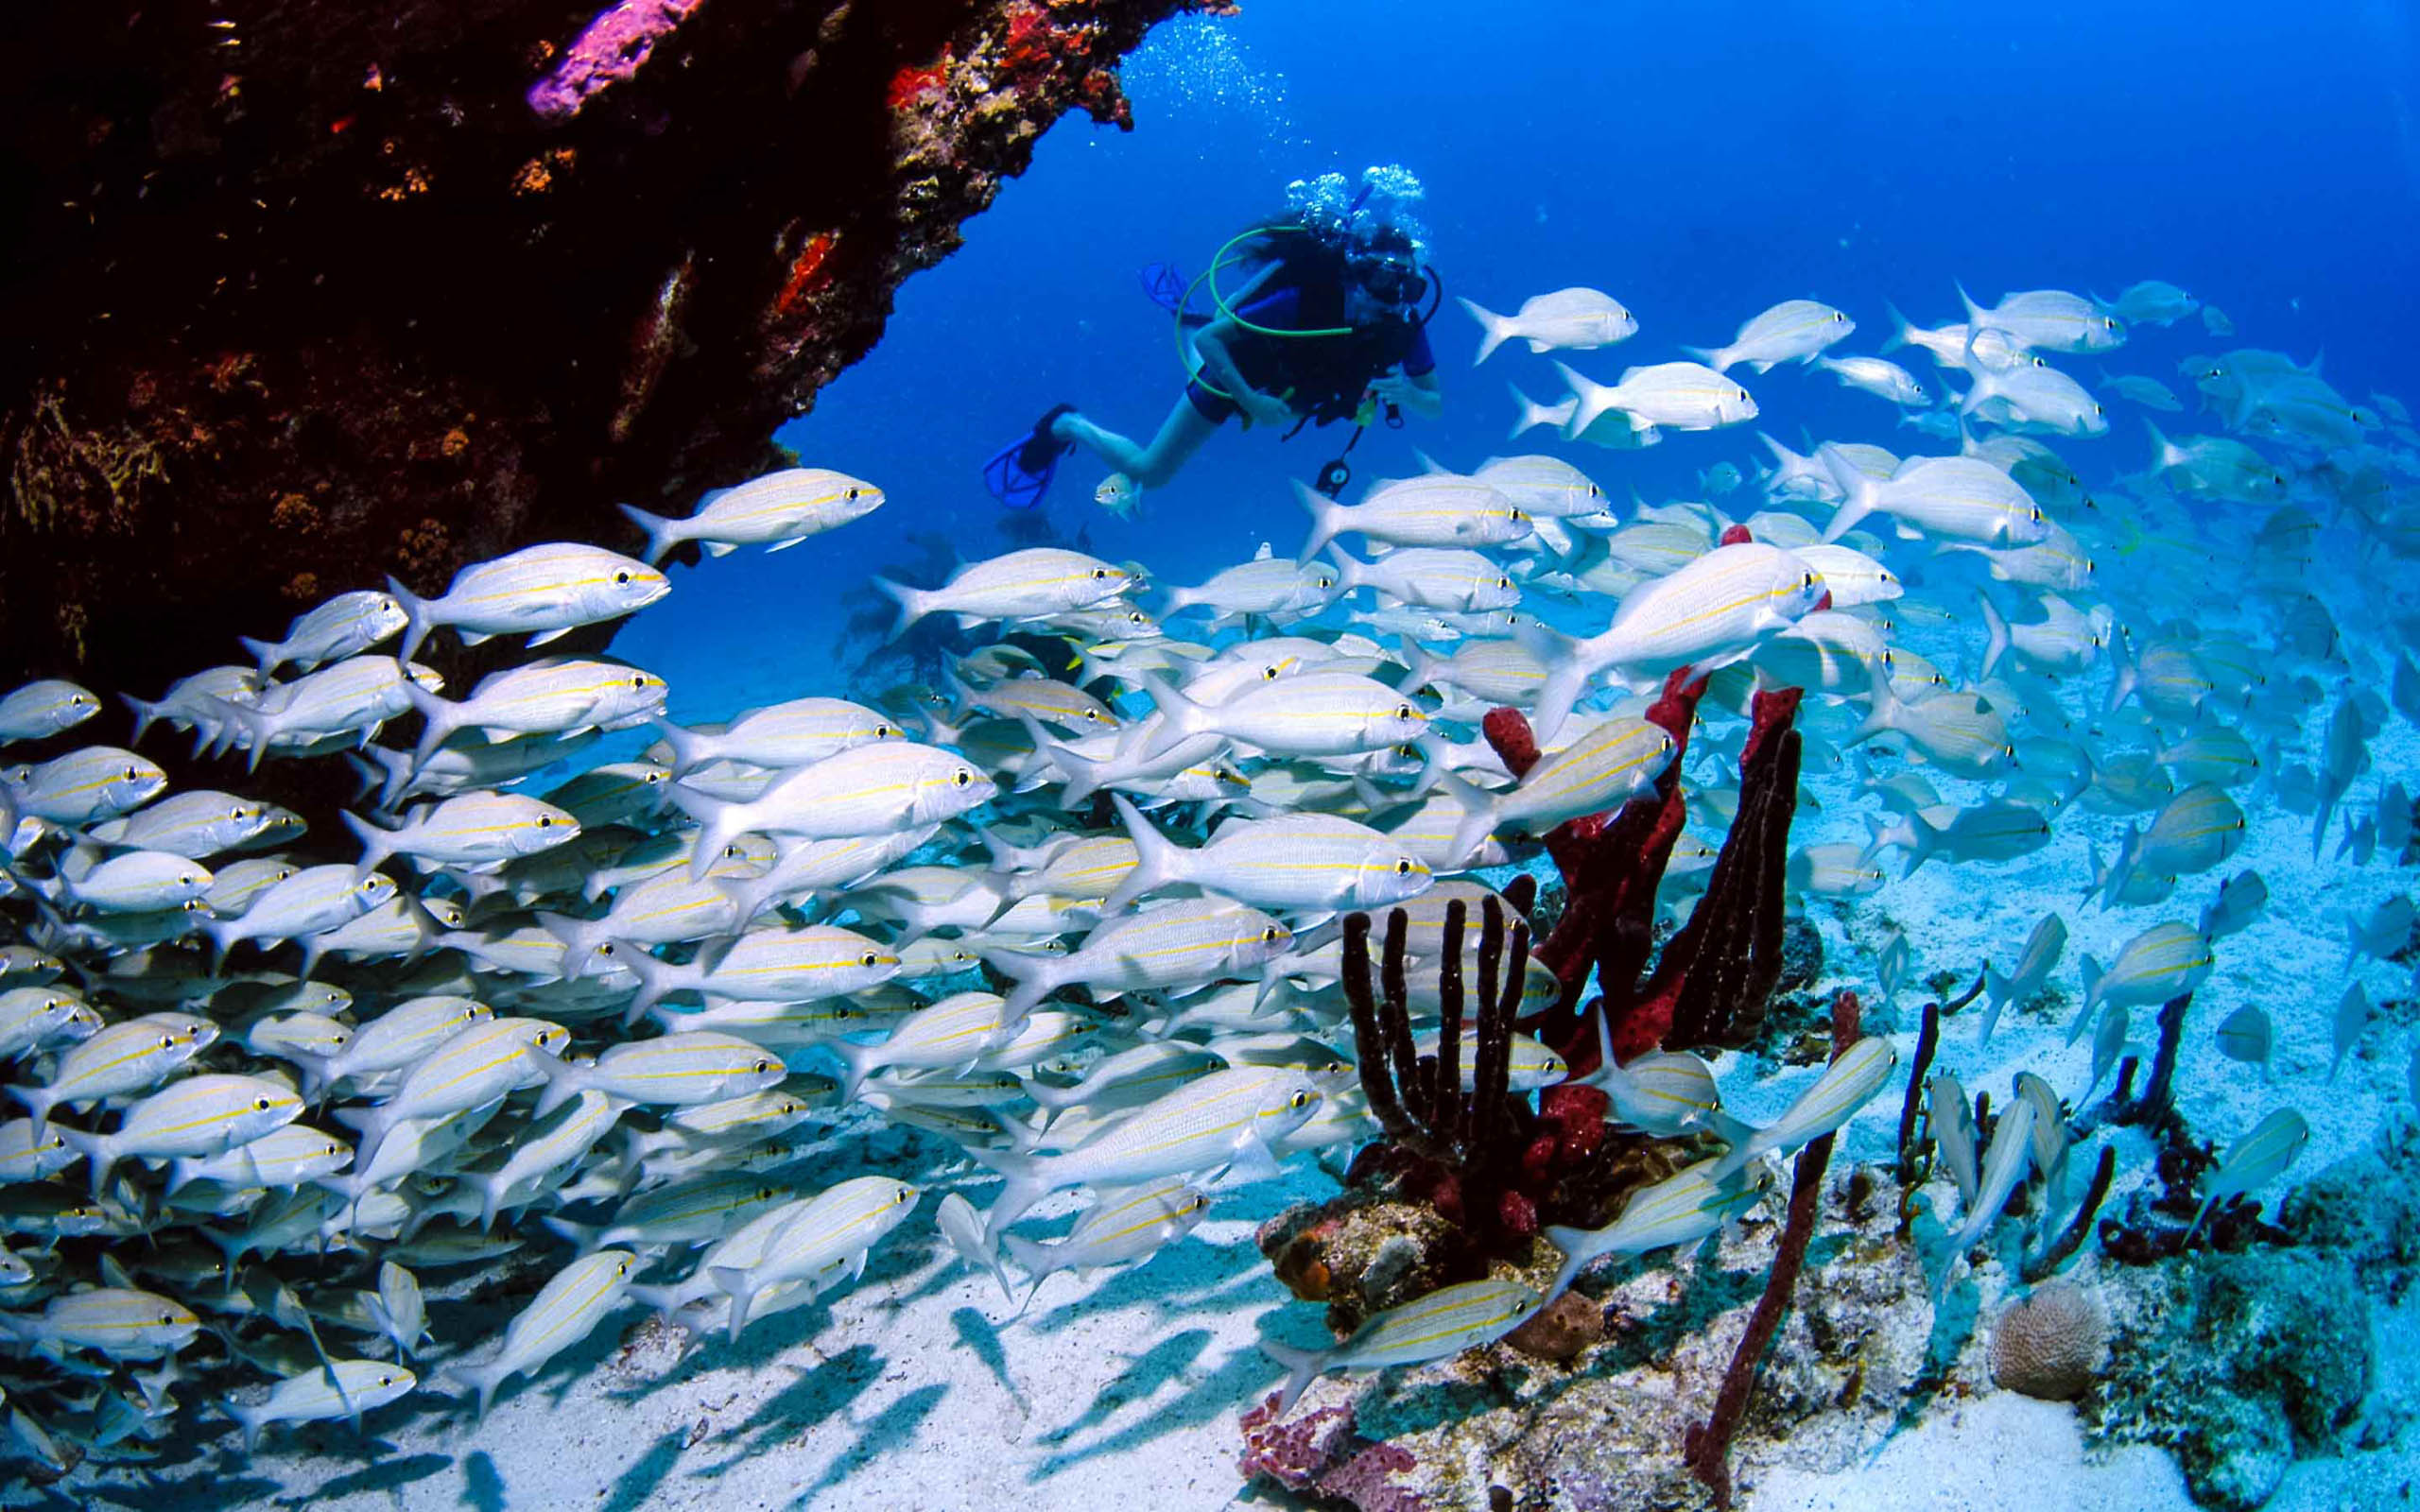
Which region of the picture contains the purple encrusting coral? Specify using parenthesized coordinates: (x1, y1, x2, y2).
(527, 0, 711, 121)
(1237, 1394, 1428, 1512)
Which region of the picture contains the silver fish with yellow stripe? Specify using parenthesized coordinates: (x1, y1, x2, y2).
(708, 1176, 921, 1340)
(443, 1249, 638, 1418)
(1260, 1277, 1543, 1416)
(391, 541, 667, 662)
(56, 1072, 304, 1192)
(1544, 1157, 1769, 1299)
(221, 1357, 417, 1455)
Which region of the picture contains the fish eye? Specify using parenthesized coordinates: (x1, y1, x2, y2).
(1496, 576, 1512, 590)
(1263, 925, 1283, 941)
(614, 572, 631, 584)
(1288, 1091, 1312, 1109)
(846, 488, 861, 500)
(160, 1035, 175, 1050)
(1083, 710, 1100, 722)
(631, 675, 647, 689)
(1395, 859, 1412, 875)
(876, 723, 897, 738)
(254, 1096, 271, 1109)
(537, 816, 552, 827)
(124, 765, 138, 781)
(752, 1058, 771, 1074)
(159, 1312, 175, 1325)
(1394, 704, 1413, 719)
(860, 952, 879, 968)
(953, 769, 972, 787)
(597, 942, 615, 956)
(1091, 568, 1109, 579)
(380, 1374, 394, 1386)
(1317, 575, 1334, 589)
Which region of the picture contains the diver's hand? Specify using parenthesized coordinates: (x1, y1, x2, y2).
(1238, 389, 1295, 429)
(1369, 373, 1440, 418)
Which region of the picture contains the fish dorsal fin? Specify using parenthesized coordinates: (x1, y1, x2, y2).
(1253, 542, 1273, 561)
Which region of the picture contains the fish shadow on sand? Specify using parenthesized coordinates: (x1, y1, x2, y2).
(1019, 1232, 1273, 1336)
(1024, 1329, 1275, 1482)
(692, 1341, 883, 1472)
(952, 1304, 1021, 1400)
(792, 1382, 947, 1505)
(459, 1449, 507, 1512)
(596, 1429, 688, 1512)
(78, 1471, 280, 1511)
(1879, 1244, 1983, 1445)
(272, 1448, 453, 1503)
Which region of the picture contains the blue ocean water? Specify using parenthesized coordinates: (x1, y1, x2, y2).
(620, 0, 2420, 709)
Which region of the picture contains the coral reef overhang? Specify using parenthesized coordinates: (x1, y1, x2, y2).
(0, 0, 1192, 695)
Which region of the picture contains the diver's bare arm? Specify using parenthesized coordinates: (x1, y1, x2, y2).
(1193, 323, 1291, 425)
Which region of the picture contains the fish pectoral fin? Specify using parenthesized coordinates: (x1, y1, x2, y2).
(526, 627, 575, 647)
(1221, 1135, 1282, 1187)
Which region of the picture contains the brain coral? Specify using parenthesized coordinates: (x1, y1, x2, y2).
(1990, 1280, 2109, 1400)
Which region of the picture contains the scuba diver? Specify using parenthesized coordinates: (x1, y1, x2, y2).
(985, 166, 1444, 512)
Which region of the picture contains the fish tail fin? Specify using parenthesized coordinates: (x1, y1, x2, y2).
(220, 1396, 266, 1458)
(445, 1358, 508, 1422)
(616, 503, 680, 567)
(526, 1049, 589, 1119)
(2100, 823, 2142, 910)
(1552, 360, 1616, 438)
(1435, 769, 1503, 874)
(831, 1038, 879, 1107)
(978, 949, 1063, 1032)
(1848, 655, 1902, 748)
(616, 947, 674, 1027)
(1815, 443, 1879, 543)
(1539, 1228, 1593, 1302)
(403, 680, 460, 776)
(537, 1215, 605, 1255)
(1255, 1339, 1326, 1418)
(1511, 616, 1587, 748)
(236, 634, 283, 679)
(1977, 593, 2011, 681)
(648, 717, 707, 779)
(1977, 964, 2012, 1043)
(870, 576, 931, 641)
(1457, 296, 1512, 366)
(120, 693, 166, 747)
(1879, 300, 1914, 355)
(1103, 794, 1181, 914)
(665, 783, 746, 882)
(1291, 479, 1350, 566)
(1505, 380, 1551, 440)
(387, 576, 435, 666)
(1134, 672, 1211, 765)
(339, 810, 397, 883)
(533, 912, 601, 983)
(2066, 957, 2104, 1044)
(54, 1126, 114, 1194)
(2101, 630, 2137, 717)
(709, 1266, 763, 1345)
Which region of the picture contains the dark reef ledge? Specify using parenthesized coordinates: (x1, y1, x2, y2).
(0, 0, 1204, 695)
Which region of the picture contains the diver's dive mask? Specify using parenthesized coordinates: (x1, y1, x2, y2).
(1351, 250, 1427, 309)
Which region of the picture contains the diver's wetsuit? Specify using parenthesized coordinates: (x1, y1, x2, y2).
(1185, 279, 1436, 425)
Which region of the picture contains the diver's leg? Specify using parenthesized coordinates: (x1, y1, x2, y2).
(1054, 397, 1219, 490)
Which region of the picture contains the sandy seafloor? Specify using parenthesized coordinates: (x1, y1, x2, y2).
(24, 569, 2405, 1512)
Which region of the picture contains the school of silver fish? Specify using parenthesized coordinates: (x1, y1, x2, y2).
(0, 272, 2412, 1479)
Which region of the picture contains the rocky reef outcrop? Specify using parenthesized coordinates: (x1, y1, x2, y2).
(0, 0, 1197, 696)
